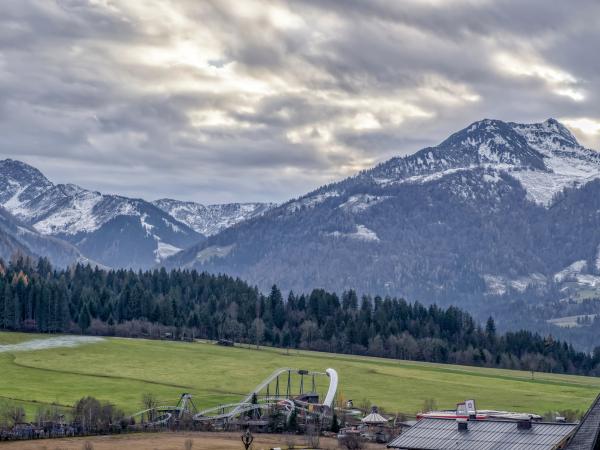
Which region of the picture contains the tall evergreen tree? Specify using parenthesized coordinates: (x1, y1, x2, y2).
(78, 303, 91, 333)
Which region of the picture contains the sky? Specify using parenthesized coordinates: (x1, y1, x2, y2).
(1, 0, 599, 204)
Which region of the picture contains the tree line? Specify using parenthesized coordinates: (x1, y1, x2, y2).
(1, 256, 600, 376)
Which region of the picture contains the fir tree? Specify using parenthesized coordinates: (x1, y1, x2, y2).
(78, 303, 91, 333)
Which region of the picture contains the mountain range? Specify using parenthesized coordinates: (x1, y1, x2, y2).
(0, 159, 273, 268)
(164, 118, 600, 328)
(3, 118, 600, 342)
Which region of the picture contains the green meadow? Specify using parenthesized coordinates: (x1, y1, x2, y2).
(1, 332, 599, 419)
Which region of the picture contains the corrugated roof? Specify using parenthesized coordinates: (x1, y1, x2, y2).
(565, 394, 600, 450)
(387, 418, 577, 450)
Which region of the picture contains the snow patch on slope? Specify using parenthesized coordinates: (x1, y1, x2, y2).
(287, 191, 340, 213)
(329, 225, 380, 242)
(339, 194, 391, 213)
(354, 225, 380, 241)
(154, 241, 181, 262)
(484, 273, 547, 295)
(510, 171, 577, 206)
(3, 182, 26, 210)
(140, 213, 154, 236)
(554, 260, 588, 283)
(154, 199, 275, 236)
(511, 122, 600, 205)
(195, 244, 235, 264)
(33, 190, 104, 235)
(552, 260, 600, 288)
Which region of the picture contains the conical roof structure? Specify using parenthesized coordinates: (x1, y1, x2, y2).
(361, 406, 388, 425)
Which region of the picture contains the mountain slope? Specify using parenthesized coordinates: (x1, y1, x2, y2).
(0, 206, 85, 267)
(0, 159, 203, 268)
(153, 199, 275, 236)
(165, 118, 600, 313)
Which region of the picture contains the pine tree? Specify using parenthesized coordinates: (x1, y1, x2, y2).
(12, 292, 21, 330)
(0, 283, 6, 329)
(3, 286, 16, 330)
(78, 303, 91, 333)
(485, 316, 497, 348)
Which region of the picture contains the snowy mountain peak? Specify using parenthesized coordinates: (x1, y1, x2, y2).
(288, 119, 599, 212)
(57, 183, 91, 197)
(353, 118, 600, 206)
(0, 158, 49, 181)
(543, 118, 579, 143)
(0, 160, 204, 268)
(360, 119, 546, 189)
(441, 118, 545, 167)
(511, 118, 581, 153)
(0, 159, 54, 212)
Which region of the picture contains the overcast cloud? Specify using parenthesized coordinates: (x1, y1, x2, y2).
(1, 0, 599, 203)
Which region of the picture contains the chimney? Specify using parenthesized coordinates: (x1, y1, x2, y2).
(457, 418, 468, 431)
(517, 419, 532, 430)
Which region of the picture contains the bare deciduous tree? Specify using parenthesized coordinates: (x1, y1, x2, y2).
(304, 420, 321, 449)
(2, 404, 25, 426)
(141, 393, 158, 422)
(340, 434, 365, 450)
(422, 398, 437, 412)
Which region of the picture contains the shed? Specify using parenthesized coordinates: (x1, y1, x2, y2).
(387, 418, 577, 450)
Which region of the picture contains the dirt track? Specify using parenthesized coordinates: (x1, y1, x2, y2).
(0, 431, 385, 449)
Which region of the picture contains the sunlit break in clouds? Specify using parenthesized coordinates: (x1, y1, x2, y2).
(1, 0, 599, 203)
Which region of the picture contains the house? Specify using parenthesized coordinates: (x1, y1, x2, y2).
(564, 393, 600, 450)
(387, 418, 578, 450)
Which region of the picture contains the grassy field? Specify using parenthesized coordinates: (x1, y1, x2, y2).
(1, 331, 600, 420)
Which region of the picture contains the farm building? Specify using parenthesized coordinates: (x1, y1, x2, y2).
(387, 418, 577, 450)
(388, 394, 600, 450)
(564, 393, 600, 449)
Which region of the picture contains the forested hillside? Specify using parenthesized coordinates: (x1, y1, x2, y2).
(1, 257, 599, 376)
(165, 119, 600, 328)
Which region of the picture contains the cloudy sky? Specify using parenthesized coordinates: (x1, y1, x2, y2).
(1, 0, 599, 203)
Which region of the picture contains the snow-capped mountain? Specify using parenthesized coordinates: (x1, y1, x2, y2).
(352, 118, 600, 205)
(165, 118, 600, 318)
(153, 199, 275, 236)
(0, 206, 88, 267)
(0, 159, 203, 268)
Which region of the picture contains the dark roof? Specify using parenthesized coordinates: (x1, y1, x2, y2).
(387, 418, 577, 450)
(565, 394, 600, 450)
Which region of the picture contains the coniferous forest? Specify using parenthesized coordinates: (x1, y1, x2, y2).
(1, 256, 599, 376)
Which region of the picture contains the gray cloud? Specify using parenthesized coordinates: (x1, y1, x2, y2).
(0, 0, 599, 203)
